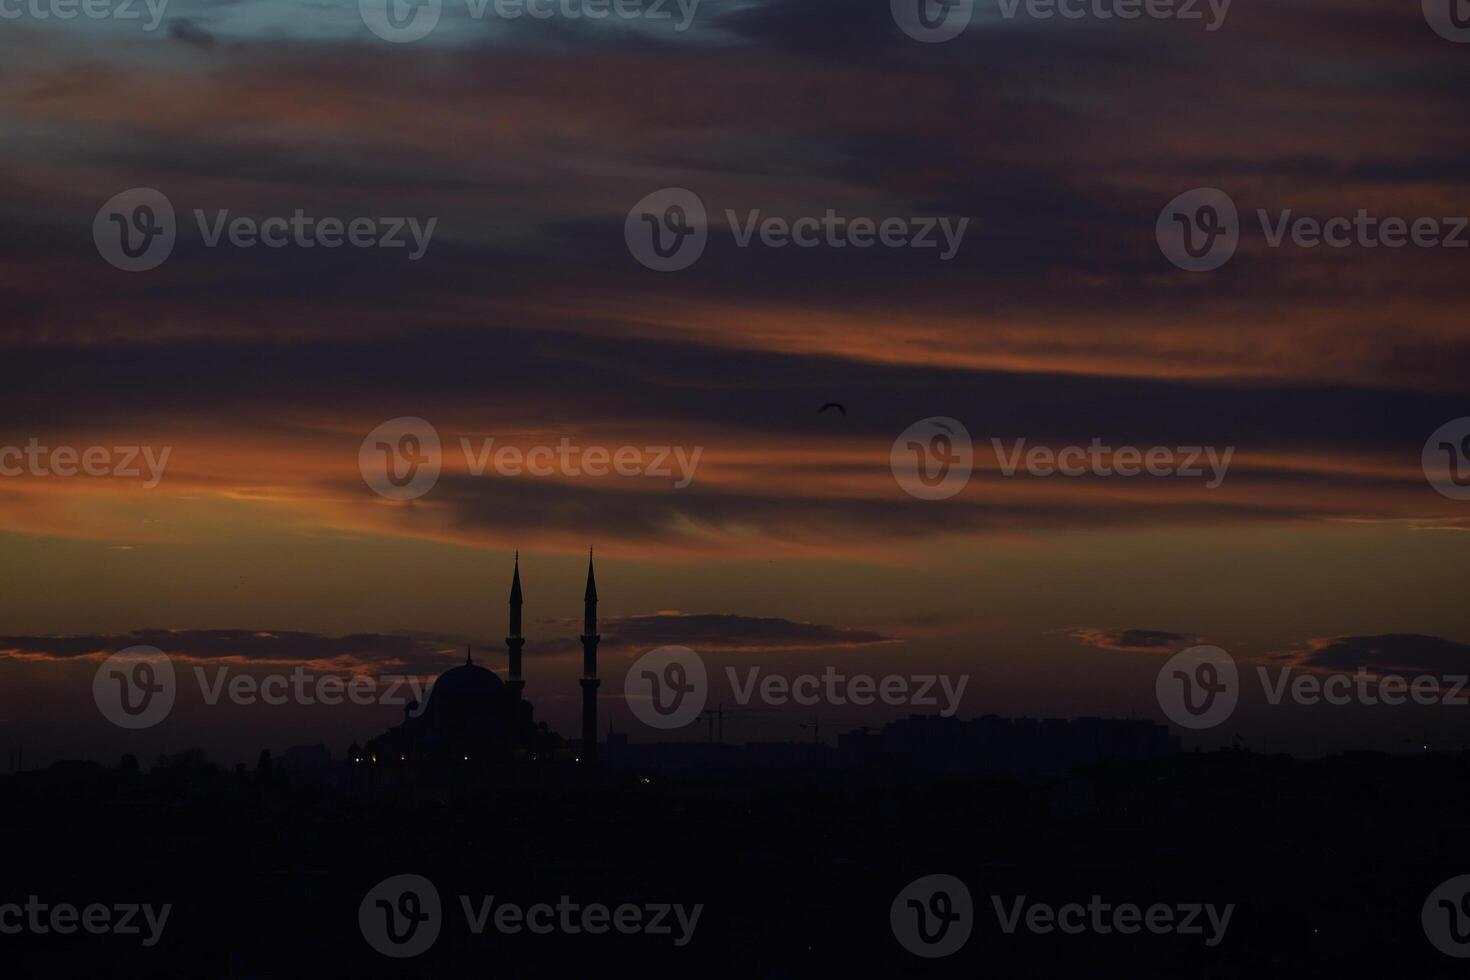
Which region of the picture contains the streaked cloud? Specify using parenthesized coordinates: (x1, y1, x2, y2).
(1284, 634, 1470, 677)
(1066, 627, 1203, 655)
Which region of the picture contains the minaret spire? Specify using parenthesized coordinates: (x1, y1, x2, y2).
(579, 547, 601, 765)
(509, 551, 524, 638)
(506, 551, 525, 699)
(583, 547, 598, 634)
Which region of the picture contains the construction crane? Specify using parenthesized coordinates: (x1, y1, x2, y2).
(696, 703, 766, 743)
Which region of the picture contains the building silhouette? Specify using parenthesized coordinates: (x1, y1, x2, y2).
(358, 551, 601, 768)
(579, 549, 601, 765)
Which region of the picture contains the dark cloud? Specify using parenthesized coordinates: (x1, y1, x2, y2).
(167, 18, 217, 47)
(0, 630, 465, 674)
(1292, 634, 1470, 677)
(0, 615, 893, 669)
(1067, 627, 1202, 654)
(6, 317, 1465, 450)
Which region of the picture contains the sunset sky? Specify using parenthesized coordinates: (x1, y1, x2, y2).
(2, 0, 1468, 766)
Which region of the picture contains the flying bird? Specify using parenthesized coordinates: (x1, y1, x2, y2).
(818, 402, 847, 416)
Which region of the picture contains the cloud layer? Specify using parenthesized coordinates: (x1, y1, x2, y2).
(1066, 627, 1203, 654)
(3, 0, 1466, 557)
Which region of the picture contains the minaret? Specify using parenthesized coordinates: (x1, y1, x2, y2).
(506, 552, 525, 700)
(579, 548, 600, 764)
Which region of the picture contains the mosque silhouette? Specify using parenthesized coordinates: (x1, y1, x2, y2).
(353, 551, 601, 768)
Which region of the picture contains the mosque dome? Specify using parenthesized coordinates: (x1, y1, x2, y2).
(422, 658, 507, 729)
(433, 662, 503, 699)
